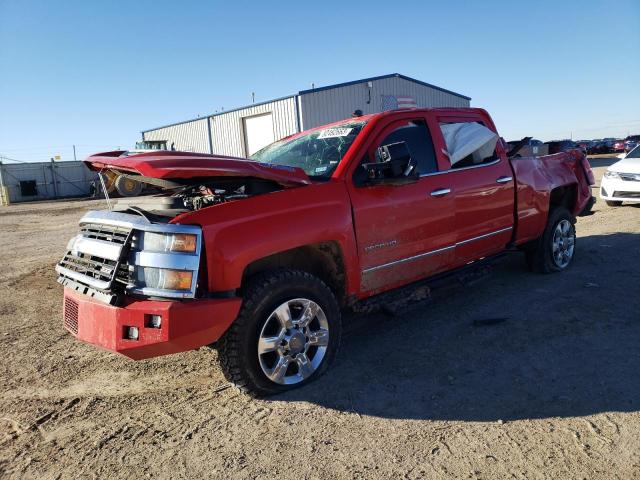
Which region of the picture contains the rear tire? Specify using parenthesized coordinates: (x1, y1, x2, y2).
(526, 207, 576, 273)
(605, 200, 622, 207)
(217, 269, 341, 397)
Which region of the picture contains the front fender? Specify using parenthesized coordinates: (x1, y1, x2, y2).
(176, 181, 359, 295)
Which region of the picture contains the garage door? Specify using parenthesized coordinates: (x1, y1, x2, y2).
(243, 113, 275, 156)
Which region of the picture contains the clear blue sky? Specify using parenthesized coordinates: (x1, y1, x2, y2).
(1, 0, 638, 162)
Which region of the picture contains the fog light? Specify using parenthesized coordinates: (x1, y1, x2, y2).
(125, 326, 139, 340)
(148, 314, 162, 329)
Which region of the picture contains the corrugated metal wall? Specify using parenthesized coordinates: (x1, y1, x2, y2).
(0, 161, 97, 203)
(140, 77, 470, 159)
(210, 96, 298, 157)
(143, 117, 211, 154)
(299, 76, 470, 130)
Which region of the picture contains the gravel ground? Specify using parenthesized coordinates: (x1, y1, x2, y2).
(1, 157, 639, 479)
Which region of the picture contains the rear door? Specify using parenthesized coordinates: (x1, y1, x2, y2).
(347, 114, 456, 294)
(431, 112, 515, 265)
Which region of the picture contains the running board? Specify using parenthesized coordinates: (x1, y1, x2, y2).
(351, 253, 505, 316)
(352, 283, 431, 316)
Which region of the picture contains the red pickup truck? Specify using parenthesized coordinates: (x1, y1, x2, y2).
(56, 108, 595, 396)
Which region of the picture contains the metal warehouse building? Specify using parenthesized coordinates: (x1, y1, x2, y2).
(0, 161, 96, 205)
(142, 73, 471, 158)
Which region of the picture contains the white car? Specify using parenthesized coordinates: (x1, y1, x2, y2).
(600, 145, 640, 206)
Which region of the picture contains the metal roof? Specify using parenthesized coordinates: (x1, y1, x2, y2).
(141, 95, 296, 133)
(298, 73, 471, 100)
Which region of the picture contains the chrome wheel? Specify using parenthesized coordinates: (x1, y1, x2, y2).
(257, 298, 330, 385)
(551, 219, 575, 269)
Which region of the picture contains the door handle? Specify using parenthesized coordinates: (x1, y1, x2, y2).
(430, 188, 451, 197)
(496, 176, 513, 184)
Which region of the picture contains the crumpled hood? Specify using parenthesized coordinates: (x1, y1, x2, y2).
(83, 150, 312, 187)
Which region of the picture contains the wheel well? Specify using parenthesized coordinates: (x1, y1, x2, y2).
(242, 242, 347, 306)
(549, 184, 577, 212)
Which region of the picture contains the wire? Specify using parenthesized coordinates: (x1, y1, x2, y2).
(0, 146, 123, 164)
(0, 155, 29, 164)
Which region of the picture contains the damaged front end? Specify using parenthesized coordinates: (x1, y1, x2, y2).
(56, 210, 203, 305)
(83, 150, 313, 219)
(109, 173, 287, 219)
(55, 208, 242, 359)
(58, 151, 313, 303)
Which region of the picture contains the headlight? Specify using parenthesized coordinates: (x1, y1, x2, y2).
(140, 232, 197, 253)
(129, 228, 201, 298)
(604, 171, 620, 179)
(135, 267, 193, 291)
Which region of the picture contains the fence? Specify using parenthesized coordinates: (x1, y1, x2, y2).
(0, 160, 98, 205)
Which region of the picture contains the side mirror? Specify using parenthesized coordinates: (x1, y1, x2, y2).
(360, 141, 418, 186)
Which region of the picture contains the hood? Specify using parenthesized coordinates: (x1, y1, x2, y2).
(609, 156, 640, 174)
(83, 150, 311, 187)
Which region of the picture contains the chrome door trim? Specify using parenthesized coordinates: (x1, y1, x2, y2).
(362, 245, 455, 274)
(361, 226, 513, 274)
(455, 226, 513, 246)
(419, 158, 501, 178)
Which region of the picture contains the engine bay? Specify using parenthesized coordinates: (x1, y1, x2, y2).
(112, 175, 283, 219)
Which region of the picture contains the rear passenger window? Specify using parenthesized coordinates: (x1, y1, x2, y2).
(376, 120, 438, 175)
(439, 121, 499, 169)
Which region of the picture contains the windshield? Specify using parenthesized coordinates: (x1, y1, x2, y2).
(251, 121, 366, 178)
(627, 145, 640, 158)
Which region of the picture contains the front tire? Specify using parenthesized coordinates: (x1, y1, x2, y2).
(605, 200, 622, 207)
(526, 207, 576, 273)
(217, 269, 341, 397)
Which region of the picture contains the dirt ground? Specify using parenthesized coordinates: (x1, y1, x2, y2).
(1, 157, 639, 479)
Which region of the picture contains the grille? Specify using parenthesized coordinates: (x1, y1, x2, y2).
(80, 223, 130, 245)
(57, 222, 133, 294)
(64, 297, 79, 334)
(59, 252, 119, 283)
(613, 191, 640, 199)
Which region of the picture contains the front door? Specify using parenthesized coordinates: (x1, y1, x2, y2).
(347, 117, 455, 294)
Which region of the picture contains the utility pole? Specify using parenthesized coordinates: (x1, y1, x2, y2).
(0, 157, 6, 206)
(73, 144, 77, 161)
(50, 158, 59, 199)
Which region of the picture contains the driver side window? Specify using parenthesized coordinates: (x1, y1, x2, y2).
(374, 120, 438, 175)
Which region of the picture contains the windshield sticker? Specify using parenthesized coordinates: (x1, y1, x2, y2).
(314, 166, 328, 173)
(317, 128, 353, 139)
